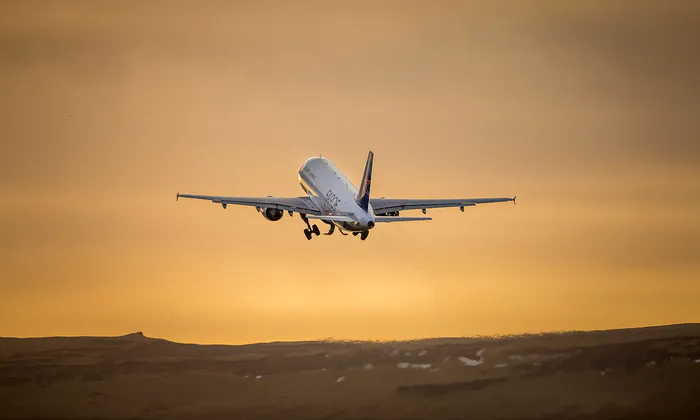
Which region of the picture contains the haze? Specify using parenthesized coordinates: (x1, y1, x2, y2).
(1, 0, 699, 344)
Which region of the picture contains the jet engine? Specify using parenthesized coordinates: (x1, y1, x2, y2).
(260, 207, 284, 221)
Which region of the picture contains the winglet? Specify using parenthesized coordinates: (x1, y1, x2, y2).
(356, 150, 373, 212)
(176, 192, 179, 202)
(513, 196, 517, 206)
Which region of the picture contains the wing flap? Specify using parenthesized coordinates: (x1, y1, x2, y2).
(374, 216, 432, 223)
(371, 197, 514, 214)
(306, 215, 355, 222)
(177, 193, 321, 215)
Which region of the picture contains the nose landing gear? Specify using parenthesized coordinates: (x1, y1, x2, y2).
(352, 231, 369, 241)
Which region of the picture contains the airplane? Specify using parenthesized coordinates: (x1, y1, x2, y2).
(177, 151, 515, 241)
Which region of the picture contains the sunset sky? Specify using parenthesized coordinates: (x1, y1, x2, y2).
(1, 1, 699, 344)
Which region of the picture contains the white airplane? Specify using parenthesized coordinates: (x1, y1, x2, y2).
(177, 151, 515, 241)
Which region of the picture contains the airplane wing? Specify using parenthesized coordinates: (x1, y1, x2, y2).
(306, 215, 354, 222)
(176, 193, 321, 215)
(370, 197, 515, 214)
(306, 215, 433, 223)
(374, 216, 432, 222)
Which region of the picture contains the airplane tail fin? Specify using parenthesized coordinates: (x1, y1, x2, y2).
(356, 150, 373, 211)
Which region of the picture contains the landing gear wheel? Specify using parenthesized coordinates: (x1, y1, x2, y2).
(312, 225, 320, 236)
(304, 229, 312, 240)
(360, 231, 369, 241)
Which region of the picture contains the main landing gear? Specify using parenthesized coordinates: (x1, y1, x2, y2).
(300, 214, 320, 240)
(299, 214, 365, 241)
(303, 224, 320, 240)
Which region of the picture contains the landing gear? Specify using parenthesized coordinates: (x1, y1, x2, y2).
(324, 224, 335, 236)
(352, 231, 369, 241)
(300, 213, 311, 229)
(300, 213, 321, 239)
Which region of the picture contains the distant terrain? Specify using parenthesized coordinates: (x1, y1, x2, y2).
(2, 324, 700, 419)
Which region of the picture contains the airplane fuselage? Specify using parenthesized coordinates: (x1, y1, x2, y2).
(298, 157, 375, 232)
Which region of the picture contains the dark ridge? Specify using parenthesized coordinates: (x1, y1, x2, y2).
(2, 323, 699, 347)
(118, 332, 151, 341)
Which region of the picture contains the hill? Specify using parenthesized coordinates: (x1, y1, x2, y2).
(2, 324, 700, 419)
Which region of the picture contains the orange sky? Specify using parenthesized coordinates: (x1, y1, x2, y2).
(1, 1, 699, 344)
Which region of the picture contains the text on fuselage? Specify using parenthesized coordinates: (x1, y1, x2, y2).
(325, 190, 341, 211)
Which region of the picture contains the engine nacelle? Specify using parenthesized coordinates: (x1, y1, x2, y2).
(260, 207, 284, 221)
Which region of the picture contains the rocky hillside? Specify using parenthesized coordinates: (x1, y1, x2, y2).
(2, 324, 700, 419)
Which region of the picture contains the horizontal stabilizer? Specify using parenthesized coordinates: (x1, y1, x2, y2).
(374, 216, 432, 223)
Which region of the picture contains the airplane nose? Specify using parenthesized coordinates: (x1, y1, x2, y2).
(367, 221, 375, 229)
